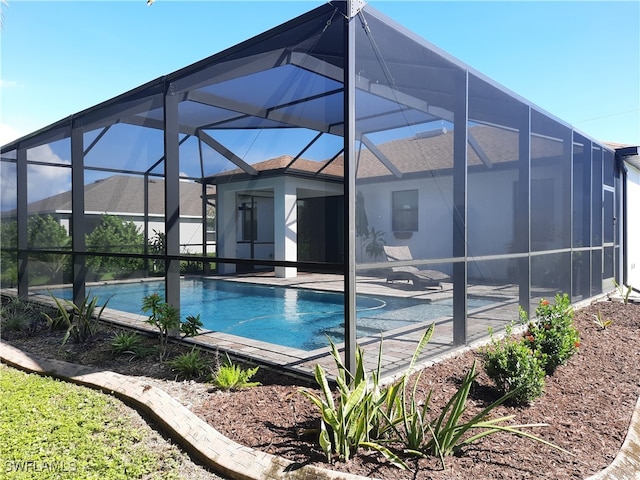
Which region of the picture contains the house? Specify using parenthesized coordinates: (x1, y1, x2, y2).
(4, 175, 215, 254)
(614, 145, 640, 287)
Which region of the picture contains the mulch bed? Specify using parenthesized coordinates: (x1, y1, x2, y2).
(2, 296, 639, 480)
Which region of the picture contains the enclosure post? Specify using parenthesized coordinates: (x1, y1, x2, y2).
(16, 146, 28, 298)
(517, 107, 531, 317)
(343, 2, 357, 374)
(71, 124, 87, 304)
(452, 69, 468, 346)
(164, 84, 181, 312)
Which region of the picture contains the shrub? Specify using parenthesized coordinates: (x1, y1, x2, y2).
(43, 292, 108, 345)
(169, 348, 210, 379)
(1, 313, 27, 333)
(298, 334, 410, 467)
(525, 294, 580, 374)
(110, 331, 143, 355)
(482, 325, 546, 405)
(0, 297, 36, 334)
(300, 324, 568, 469)
(210, 353, 260, 391)
(418, 361, 565, 467)
(141, 294, 203, 361)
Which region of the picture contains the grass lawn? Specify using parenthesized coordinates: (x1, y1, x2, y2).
(0, 365, 204, 479)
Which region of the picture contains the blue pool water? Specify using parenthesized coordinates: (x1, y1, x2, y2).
(44, 279, 492, 351)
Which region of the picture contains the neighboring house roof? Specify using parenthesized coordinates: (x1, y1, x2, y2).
(207, 155, 343, 183)
(356, 124, 567, 179)
(209, 124, 566, 185)
(24, 175, 213, 217)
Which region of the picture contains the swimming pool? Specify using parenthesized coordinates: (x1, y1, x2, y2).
(44, 279, 492, 351)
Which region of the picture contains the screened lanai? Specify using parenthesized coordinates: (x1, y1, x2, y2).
(0, 1, 622, 376)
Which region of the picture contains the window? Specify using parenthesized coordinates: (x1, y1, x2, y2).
(392, 190, 418, 232)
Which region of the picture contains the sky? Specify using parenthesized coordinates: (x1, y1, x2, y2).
(0, 0, 639, 149)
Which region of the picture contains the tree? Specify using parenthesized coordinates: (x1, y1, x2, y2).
(86, 215, 144, 278)
(27, 214, 70, 250)
(0, 220, 18, 286)
(148, 229, 165, 274)
(28, 214, 72, 282)
(1, 215, 72, 285)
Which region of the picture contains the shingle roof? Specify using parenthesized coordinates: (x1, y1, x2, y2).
(26, 175, 213, 217)
(207, 154, 343, 182)
(208, 124, 565, 185)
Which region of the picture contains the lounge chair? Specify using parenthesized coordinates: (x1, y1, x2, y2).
(383, 245, 450, 289)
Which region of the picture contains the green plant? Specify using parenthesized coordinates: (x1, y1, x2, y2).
(300, 324, 567, 470)
(592, 310, 612, 330)
(381, 328, 560, 469)
(364, 227, 386, 261)
(482, 325, 546, 405)
(86, 214, 145, 277)
(111, 331, 143, 355)
(43, 303, 69, 331)
(210, 353, 260, 390)
(1, 365, 192, 479)
(141, 294, 203, 361)
(43, 292, 108, 346)
(1, 314, 27, 333)
(142, 293, 179, 361)
(169, 347, 210, 379)
(181, 314, 204, 338)
(298, 332, 417, 468)
(148, 229, 166, 274)
(419, 361, 568, 468)
(383, 326, 436, 452)
(0, 297, 37, 334)
(613, 280, 633, 304)
(524, 294, 580, 374)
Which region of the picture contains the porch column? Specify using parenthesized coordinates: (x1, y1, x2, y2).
(274, 179, 297, 278)
(217, 187, 237, 275)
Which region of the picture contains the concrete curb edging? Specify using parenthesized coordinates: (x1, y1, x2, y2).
(0, 343, 375, 480)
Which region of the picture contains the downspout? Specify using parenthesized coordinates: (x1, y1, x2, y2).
(618, 154, 628, 285)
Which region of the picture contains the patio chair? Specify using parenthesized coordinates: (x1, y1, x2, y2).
(383, 245, 450, 289)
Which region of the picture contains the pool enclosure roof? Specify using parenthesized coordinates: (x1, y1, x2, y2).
(1, 1, 601, 161)
(3, 1, 622, 376)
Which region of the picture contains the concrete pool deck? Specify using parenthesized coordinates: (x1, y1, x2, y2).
(14, 272, 528, 381)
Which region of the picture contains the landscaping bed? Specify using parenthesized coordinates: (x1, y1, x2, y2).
(2, 295, 639, 479)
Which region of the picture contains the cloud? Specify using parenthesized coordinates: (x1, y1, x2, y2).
(0, 161, 17, 211)
(27, 143, 69, 165)
(1, 144, 70, 211)
(0, 123, 22, 147)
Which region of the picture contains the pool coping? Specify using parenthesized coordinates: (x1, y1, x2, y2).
(14, 276, 520, 381)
